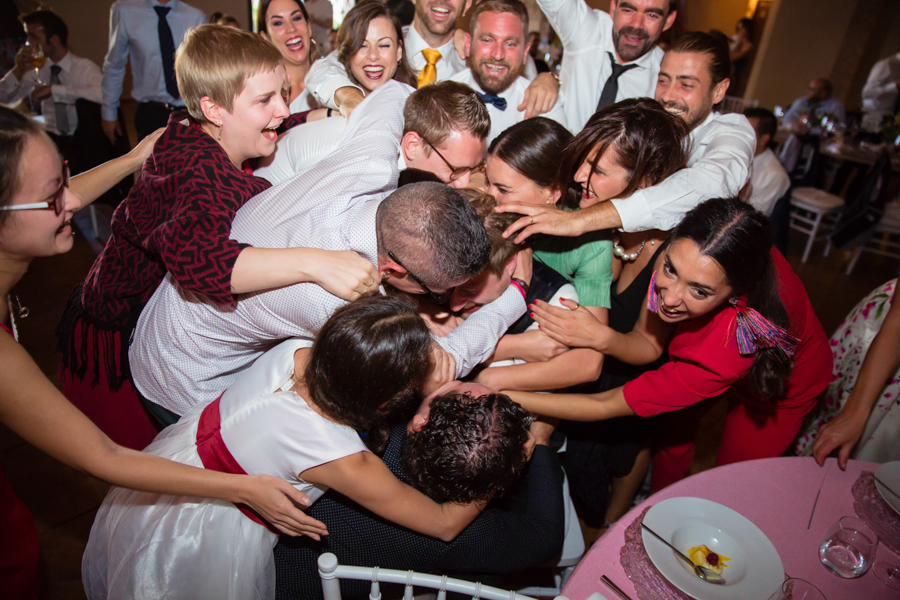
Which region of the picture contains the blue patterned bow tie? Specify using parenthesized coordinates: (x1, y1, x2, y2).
(478, 92, 508, 111)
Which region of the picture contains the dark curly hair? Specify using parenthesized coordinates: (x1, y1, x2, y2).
(670, 197, 793, 399)
(404, 392, 533, 504)
(553, 97, 690, 210)
(304, 295, 432, 452)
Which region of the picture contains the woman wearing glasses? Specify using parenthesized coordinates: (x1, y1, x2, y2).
(0, 106, 326, 599)
(56, 26, 380, 450)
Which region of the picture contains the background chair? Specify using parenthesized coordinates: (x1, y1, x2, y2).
(844, 201, 900, 274)
(788, 187, 844, 263)
(318, 553, 564, 600)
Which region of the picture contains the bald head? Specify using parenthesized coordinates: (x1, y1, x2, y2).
(806, 78, 833, 103)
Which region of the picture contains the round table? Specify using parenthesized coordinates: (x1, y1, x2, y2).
(561, 457, 898, 600)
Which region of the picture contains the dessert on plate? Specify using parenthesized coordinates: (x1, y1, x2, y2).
(688, 544, 731, 575)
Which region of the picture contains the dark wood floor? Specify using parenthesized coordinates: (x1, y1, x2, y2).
(2, 205, 898, 599)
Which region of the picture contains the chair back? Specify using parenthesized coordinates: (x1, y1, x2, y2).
(829, 150, 893, 248)
(318, 553, 554, 600)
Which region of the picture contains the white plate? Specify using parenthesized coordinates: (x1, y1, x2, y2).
(642, 497, 784, 600)
(875, 461, 900, 515)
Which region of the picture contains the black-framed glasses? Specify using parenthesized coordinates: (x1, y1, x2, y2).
(1, 160, 69, 215)
(388, 250, 453, 305)
(420, 135, 485, 183)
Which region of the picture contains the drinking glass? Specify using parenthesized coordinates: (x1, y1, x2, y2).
(873, 551, 900, 591)
(772, 578, 826, 600)
(28, 43, 45, 85)
(819, 516, 878, 578)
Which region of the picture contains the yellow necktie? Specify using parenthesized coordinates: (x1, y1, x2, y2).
(417, 49, 442, 88)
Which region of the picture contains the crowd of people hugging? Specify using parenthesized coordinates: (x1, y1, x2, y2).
(1, 0, 898, 598)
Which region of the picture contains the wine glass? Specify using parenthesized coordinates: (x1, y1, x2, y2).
(819, 516, 878, 578)
(772, 578, 825, 600)
(29, 43, 46, 86)
(873, 550, 900, 592)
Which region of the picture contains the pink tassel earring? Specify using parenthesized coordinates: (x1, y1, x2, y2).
(646, 270, 659, 313)
(730, 297, 799, 358)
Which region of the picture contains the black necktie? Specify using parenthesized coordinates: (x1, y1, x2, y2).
(49, 64, 70, 135)
(596, 52, 638, 112)
(154, 6, 179, 99)
(478, 92, 508, 111)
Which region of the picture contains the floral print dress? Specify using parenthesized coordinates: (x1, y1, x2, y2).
(795, 279, 900, 462)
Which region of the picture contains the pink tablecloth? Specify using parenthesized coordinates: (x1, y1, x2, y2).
(561, 457, 898, 600)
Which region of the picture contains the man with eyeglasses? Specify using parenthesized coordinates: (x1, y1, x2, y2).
(130, 82, 528, 423)
(255, 80, 488, 188)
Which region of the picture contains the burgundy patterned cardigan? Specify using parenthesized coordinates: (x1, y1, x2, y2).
(57, 110, 309, 391)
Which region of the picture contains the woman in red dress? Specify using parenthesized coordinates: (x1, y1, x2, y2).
(56, 25, 378, 449)
(507, 198, 832, 490)
(0, 106, 324, 600)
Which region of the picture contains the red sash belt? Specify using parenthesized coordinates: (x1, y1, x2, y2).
(196, 396, 279, 533)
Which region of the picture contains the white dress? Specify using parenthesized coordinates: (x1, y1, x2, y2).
(82, 339, 368, 600)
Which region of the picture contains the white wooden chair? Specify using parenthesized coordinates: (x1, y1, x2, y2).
(318, 553, 568, 600)
(789, 187, 844, 262)
(845, 202, 900, 274)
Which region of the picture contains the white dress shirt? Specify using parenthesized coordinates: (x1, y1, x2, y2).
(101, 0, 206, 121)
(289, 85, 318, 113)
(536, 0, 663, 133)
(449, 69, 568, 144)
(861, 53, 900, 132)
(0, 51, 102, 136)
(305, 23, 466, 108)
(742, 148, 790, 216)
(254, 115, 347, 184)
(130, 82, 525, 413)
(611, 111, 756, 232)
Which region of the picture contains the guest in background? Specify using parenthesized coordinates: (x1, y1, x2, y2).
(213, 13, 241, 28)
(258, 0, 321, 113)
(861, 48, 900, 133)
(782, 78, 846, 132)
(0, 11, 102, 163)
(306, 0, 470, 116)
(304, 0, 333, 47)
(797, 278, 900, 467)
(727, 17, 753, 95)
(528, 0, 677, 133)
(741, 107, 790, 216)
(509, 198, 831, 492)
(101, 0, 206, 142)
(450, 0, 567, 144)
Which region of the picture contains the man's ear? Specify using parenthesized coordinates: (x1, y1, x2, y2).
(608, 0, 617, 19)
(401, 131, 422, 163)
(663, 9, 677, 32)
(200, 96, 224, 126)
(463, 0, 474, 16)
(711, 78, 730, 106)
(760, 133, 772, 149)
(505, 255, 518, 278)
(410, 413, 428, 432)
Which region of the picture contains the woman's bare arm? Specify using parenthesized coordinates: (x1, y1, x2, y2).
(503, 386, 634, 422)
(0, 334, 327, 538)
(302, 451, 485, 542)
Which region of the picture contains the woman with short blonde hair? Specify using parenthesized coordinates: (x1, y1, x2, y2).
(57, 24, 378, 449)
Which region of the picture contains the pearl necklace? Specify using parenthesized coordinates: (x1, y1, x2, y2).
(613, 236, 656, 262)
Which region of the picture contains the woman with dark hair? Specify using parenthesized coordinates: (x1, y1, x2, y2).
(488, 100, 689, 321)
(508, 198, 831, 491)
(728, 18, 754, 95)
(257, 0, 321, 112)
(0, 106, 325, 599)
(83, 295, 497, 600)
(486, 105, 688, 527)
